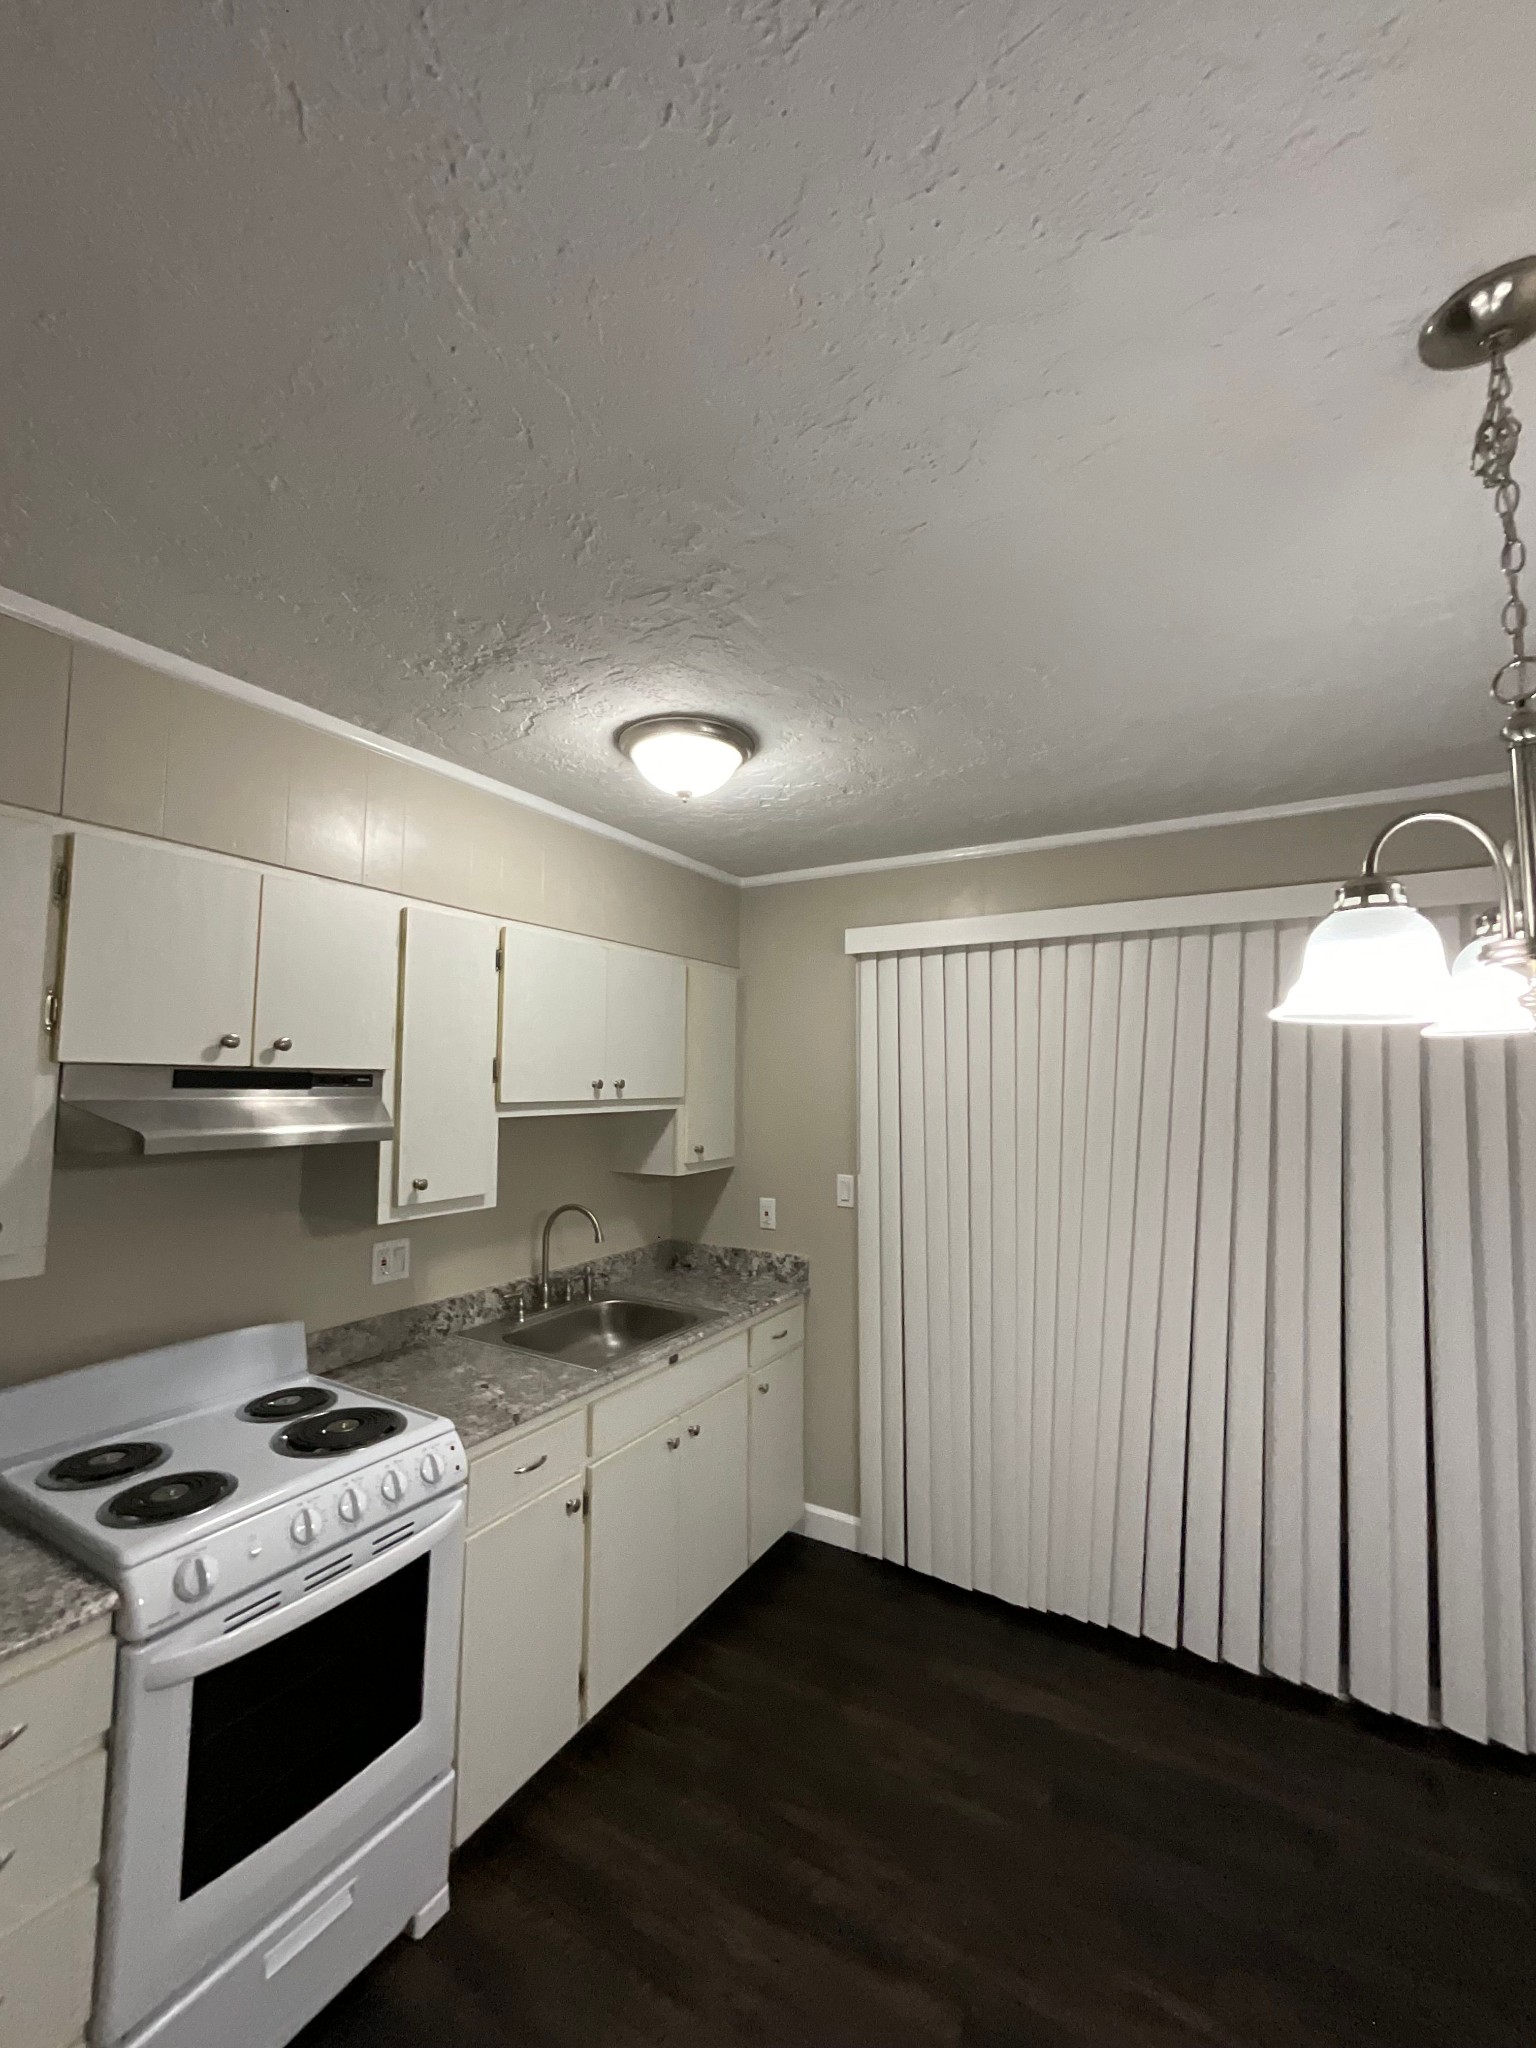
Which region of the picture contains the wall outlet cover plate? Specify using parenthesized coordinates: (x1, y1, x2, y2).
(372, 1237, 410, 1284)
(758, 1196, 777, 1231)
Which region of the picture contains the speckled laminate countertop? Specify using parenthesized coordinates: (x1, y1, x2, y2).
(326, 1253, 808, 1454)
(0, 1519, 116, 1671)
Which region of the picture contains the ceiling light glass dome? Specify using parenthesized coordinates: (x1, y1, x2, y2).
(615, 715, 756, 800)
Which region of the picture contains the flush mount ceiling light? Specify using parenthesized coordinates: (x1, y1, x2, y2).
(1274, 255, 1536, 1039)
(615, 715, 756, 800)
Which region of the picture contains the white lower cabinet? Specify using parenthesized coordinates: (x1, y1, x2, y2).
(676, 1379, 748, 1627)
(455, 1477, 586, 1847)
(749, 1347, 805, 1562)
(585, 1420, 682, 1718)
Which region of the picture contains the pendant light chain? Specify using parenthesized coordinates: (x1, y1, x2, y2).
(1474, 340, 1533, 705)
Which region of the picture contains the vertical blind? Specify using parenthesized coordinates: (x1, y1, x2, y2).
(855, 904, 1536, 1751)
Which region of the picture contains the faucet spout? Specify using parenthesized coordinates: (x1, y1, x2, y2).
(539, 1204, 604, 1310)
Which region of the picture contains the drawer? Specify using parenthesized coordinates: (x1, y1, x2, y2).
(467, 1411, 586, 1534)
(0, 1749, 107, 1942)
(748, 1301, 804, 1370)
(0, 1634, 114, 1807)
(590, 1332, 748, 1459)
(0, 1880, 97, 2048)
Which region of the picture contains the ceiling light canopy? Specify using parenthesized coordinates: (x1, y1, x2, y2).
(1274, 256, 1536, 1040)
(615, 715, 756, 800)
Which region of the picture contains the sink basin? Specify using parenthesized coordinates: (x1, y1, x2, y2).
(467, 1297, 702, 1370)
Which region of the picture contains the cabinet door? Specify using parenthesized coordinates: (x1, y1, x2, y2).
(681, 961, 737, 1166)
(605, 946, 686, 1102)
(499, 924, 607, 1106)
(677, 1377, 749, 1628)
(749, 1348, 805, 1562)
(253, 871, 400, 1070)
(586, 1421, 679, 1715)
(0, 820, 57, 1280)
(394, 905, 498, 1209)
(57, 834, 260, 1065)
(455, 1480, 586, 1846)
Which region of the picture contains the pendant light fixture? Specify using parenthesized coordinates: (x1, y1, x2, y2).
(615, 714, 756, 800)
(1274, 256, 1536, 1038)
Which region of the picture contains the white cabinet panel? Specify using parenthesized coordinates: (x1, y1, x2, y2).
(253, 872, 399, 1071)
(0, 820, 58, 1280)
(499, 924, 607, 1107)
(455, 1480, 586, 1845)
(58, 835, 260, 1066)
(605, 946, 686, 1102)
(393, 905, 498, 1211)
(677, 1377, 749, 1628)
(0, 1880, 98, 2048)
(681, 961, 737, 1165)
(585, 1421, 680, 1716)
(750, 1348, 805, 1563)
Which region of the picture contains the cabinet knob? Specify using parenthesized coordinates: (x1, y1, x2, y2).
(0, 1846, 15, 1875)
(272, 1035, 293, 1052)
(565, 1496, 583, 1516)
(614, 1078, 626, 1095)
(666, 1436, 681, 1451)
(758, 1381, 770, 1394)
(693, 1144, 705, 1156)
(219, 1033, 242, 1049)
(0, 1725, 27, 1754)
(412, 1177, 429, 1192)
(687, 1423, 701, 1438)
(592, 1079, 604, 1095)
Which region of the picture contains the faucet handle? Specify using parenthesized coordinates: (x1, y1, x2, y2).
(583, 1270, 595, 1301)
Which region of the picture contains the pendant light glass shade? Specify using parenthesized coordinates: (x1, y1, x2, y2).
(1270, 898, 1451, 1025)
(1421, 937, 1536, 1038)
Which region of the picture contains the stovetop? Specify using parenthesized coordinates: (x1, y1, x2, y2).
(0, 1322, 466, 1641)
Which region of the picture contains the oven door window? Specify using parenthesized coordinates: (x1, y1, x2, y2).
(181, 1553, 430, 1898)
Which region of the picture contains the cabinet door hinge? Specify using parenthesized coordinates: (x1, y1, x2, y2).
(494, 945, 504, 972)
(491, 1054, 500, 1086)
(52, 859, 69, 904)
(43, 988, 59, 1036)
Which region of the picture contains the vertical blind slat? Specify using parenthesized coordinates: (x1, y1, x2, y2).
(1303, 1025, 1344, 1695)
(1013, 947, 1042, 1602)
(989, 950, 1020, 1602)
(1265, 922, 1310, 1685)
(856, 957, 884, 1559)
(940, 953, 974, 1590)
(1049, 939, 1099, 1614)
(876, 956, 907, 1564)
(921, 954, 953, 1584)
(1384, 1022, 1430, 1724)
(1030, 944, 1068, 1609)
(967, 950, 994, 1595)
(1344, 1027, 1394, 1712)
(897, 954, 933, 1579)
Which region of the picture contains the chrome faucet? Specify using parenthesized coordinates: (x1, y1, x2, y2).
(539, 1204, 603, 1310)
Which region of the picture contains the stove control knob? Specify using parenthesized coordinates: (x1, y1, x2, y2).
(419, 1451, 444, 1487)
(379, 1466, 407, 1506)
(173, 1553, 219, 1603)
(290, 1503, 324, 1547)
(337, 1484, 368, 1525)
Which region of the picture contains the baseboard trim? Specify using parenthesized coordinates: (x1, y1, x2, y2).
(799, 1503, 861, 1551)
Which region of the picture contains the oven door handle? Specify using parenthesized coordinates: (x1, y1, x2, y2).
(141, 1497, 464, 1691)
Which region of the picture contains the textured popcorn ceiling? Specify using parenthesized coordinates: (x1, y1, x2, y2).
(4, 3, 1536, 876)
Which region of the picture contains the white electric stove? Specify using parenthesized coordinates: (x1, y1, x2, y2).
(0, 1322, 468, 2048)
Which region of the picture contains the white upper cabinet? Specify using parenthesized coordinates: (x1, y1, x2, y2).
(393, 903, 498, 1211)
(498, 924, 686, 1110)
(605, 944, 686, 1102)
(615, 959, 739, 1176)
(498, 924, 607, 1107)
(57, 835, 261, 1066)
(253, 871, 399, 1071)
(0, 820, 60, 1280)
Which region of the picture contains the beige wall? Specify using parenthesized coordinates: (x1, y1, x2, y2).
(0, 608, 739, 1388)
(680, 792, 1516, 1518)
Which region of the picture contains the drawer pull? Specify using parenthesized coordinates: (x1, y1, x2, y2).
(0, 1724, 26, 1753)
(512, 1454, 548, 1476)
(758, 1381, 770, 1394)
(687, 1423, 701, 1438)
(770, 1329, 789, 1341)
(666, 1436, 681, 1451)
(0, 1847, 13, 1873)
(565, 1495, 583, 1515)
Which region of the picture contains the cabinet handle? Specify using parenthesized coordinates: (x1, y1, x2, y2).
(666, 1436, 681, 1451)
(0, 1724, 25, 1753)
(565, 1495, 583, 1515)
(513, 1454, 548, 1476)
(0, 1847, 13, 1874)
(411, 1177, 429, 1192)
(272, 1035, 293, 1052)
(687, 1423, 701, 1438)
(219, 1033, 242, 1049)
(758, 1381, 770, 1394)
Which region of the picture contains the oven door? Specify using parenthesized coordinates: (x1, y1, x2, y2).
(95, 1495, 464, 2046)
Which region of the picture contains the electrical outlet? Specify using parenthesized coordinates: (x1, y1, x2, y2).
(836, 1173, 856, 1208)
(758, 1196, 777, 1231)
(372, 1238, 410, 1285)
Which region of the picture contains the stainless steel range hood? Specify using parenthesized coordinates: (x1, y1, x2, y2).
(57, 1065, 393, 1156)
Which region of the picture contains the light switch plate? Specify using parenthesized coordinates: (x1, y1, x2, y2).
(372, 1237, 410, 1285)
(758, 1196, 777, 1231)
(836, 1174, 856, 1208)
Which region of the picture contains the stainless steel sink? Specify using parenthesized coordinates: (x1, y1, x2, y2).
(466, 1297, 701, 1370)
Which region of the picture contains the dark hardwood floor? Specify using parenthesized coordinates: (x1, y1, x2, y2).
(297, 1539, 1536, 2047)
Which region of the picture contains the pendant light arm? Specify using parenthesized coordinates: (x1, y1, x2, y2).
(1362, 809, 1518, 937)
